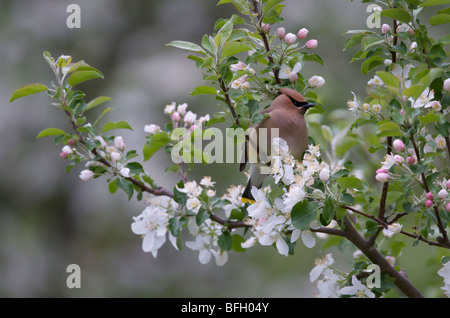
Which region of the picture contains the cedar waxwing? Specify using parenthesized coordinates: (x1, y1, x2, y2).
(240, 87, 314, 203)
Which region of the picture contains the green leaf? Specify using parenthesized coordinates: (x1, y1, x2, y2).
(231, 0, 251, 15)
(217, 20, 233, 44)
(67, 70, 104, 87)
(361, 56, 385, 75)
(335, 136, 360, 157)
(419, 111, 440, 125)
(101, 121, 133, 133)
(231, 234, 246, 252)
(429, 14, 450, 25)
(217, 0, 232, 5)
(10, 83, 48, 102)
(173, 183, 188, 205)
(438, 34, 450, 45)
(366, 84, 397, 99)
(263, 0, 285, 14)
(221, 41, 252, 60)
(143, 132, 171, 161)
(116, 178, 134, 200)
(361, 37, 384, 52)
(321, 196, 334, 226)
(218, 231, 233, 251)
(36, 127, 66, 139)
(344, 34, 366, 51)
(108, 179, 118, 194)
(421, 0, 450, 7)
(85, 96, 111, 111)
(390, 240, 406, 258)
(376, 71, 400, 88)
(303, 53, 324, 65)
(166, 41, 206, 54)
(169, 217, 188, 237)
(191, 86, 218, 96)
(291, 200, 318, 230)
(381, 8, 412, 24)
(126, 162, 144, 175)
(337, 176, 363, 189)
(403, 202, 419, 213)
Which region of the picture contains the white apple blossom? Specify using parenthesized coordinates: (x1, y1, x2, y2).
(177, 103, 188, 115)
(308, 75, 325, 88)
(382, 222, 402, 238)
(176, 180, 202, 198)
(120, 167, 130, 178)
(183, 111, 197, 125)
(283, 184, 306, 213)
(247, 187, 271, 219)
(367, 75, 384, 86)
(185, 219, 227, 266)
(114, 136, 125, 151)
(222, 185, 244, 218)
(186, 197, 201, 213)
(437, 259, 450, 297)
(410, 87, 434, 109)
(347, 92, 359, 112)
(340, 275, 375, 298)
(164, 102, 176, 114)
(144, 124, 162, 134)
(278, 62, 302, 81)
(62, 145, 74, 155)
(131, 206, 169, 257)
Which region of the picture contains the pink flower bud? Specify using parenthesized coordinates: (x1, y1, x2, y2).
(447, 180, 450, 189)
(394, 155, 404, 165)
(438, 189, 448, 200)
(297, 28, 309, 39)
(261, 23, 270, 33)
(446, 202, 450, 212)
(444, 79, 450, 92)
(425, 200, 433, 209)
(376, 168, 389, 174)
(277, 27, 286, 39)
(79, 170, 94, 181)
(68, 139, 76, 146)
(406, 156, 416, 165)
(284, 33, 297, 44)
(171, 112, 181, 122)
(381, 24, 391, 34)
(393, 139, 405, 152)
(305, 39, 318, 49)
(426, 192, 434, 200)
(376, 172, 390, 183)
(400, 109, 404, 115)
(59, 152, 68, 159)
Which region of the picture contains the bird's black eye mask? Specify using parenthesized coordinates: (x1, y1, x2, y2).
(288, 96, 315, 109)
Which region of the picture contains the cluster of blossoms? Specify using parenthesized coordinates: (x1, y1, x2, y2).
(375, 137, 450, 212)
(131, 176, 227, 264)
(145, 102, 210, 133)
(348, 64, 447, 116)
(275, 26, 317, 49)
(309, 253, 375, 298)
(68, 135, 130, 181)
(241, 138, 342, 256)
(229, 61, 255, 91)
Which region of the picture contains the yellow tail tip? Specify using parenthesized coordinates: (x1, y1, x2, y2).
(241, 197, 256, 204)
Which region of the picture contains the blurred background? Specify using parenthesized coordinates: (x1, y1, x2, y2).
(0, 0, 448, 297)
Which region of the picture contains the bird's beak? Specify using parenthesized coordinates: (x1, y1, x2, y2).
(301, 102, 315, 109)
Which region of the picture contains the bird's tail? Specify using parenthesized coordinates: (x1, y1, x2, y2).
(241, 179, 255, 204)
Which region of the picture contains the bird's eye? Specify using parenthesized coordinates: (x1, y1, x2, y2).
(289, 97, 310, 107)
